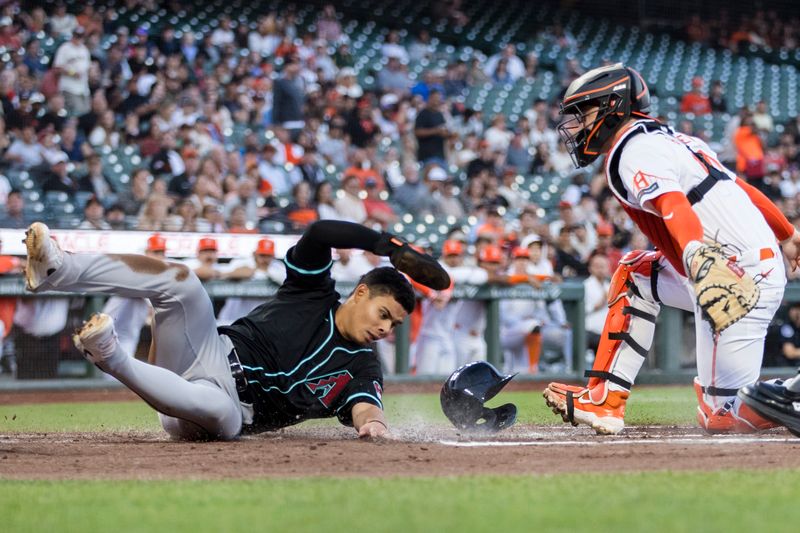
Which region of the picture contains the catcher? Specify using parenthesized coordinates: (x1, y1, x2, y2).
(543, 63, 800, 435)
(25, 220, 449, 441)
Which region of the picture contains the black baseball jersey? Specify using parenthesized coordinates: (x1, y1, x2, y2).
(218, 243, 384, 433)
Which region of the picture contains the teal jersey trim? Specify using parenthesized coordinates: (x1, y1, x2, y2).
(246, 346, 373, 395)
(242, 309, 335, 377)
(283, 255, 333, 275)
(336, 392, 383, 412)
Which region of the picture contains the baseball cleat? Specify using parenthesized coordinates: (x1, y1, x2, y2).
(73, 313, 119, 365)
(543, 381, 628, 435)
(738, 380, 800, 438)
(23, 222, 63, 291)
(694, 378, 778, 434)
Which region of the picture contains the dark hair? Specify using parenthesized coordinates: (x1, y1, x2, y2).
(356, 267, 415, 314)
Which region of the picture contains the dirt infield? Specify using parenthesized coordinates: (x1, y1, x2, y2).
(2, 387, 800, 479)
(2, 425, 800, 480)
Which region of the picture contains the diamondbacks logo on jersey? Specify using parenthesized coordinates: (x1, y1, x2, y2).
(373, 381, 383, 401)
(306, 370, 353, 408)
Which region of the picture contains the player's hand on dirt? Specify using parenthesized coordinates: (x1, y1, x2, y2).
(780, 229, 800, 272)
(358, 419, 390, 440)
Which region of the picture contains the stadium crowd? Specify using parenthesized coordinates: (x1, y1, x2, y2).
(2, 0, 800, 375)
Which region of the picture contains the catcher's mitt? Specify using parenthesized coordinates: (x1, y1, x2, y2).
(373, 233, 451, 290)
(685, 243, 760, 334)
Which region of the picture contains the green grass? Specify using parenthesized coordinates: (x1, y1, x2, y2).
(2, 470, 798, 533)
(0, 386, 697, 433)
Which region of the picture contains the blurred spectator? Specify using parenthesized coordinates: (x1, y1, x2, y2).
(443, 61, 468, 98)
(484, 44, 525, 82)
(377, 55, 412, 94)
(272, 57, 306, 136)
(105, 203, 127, 230)
(217, 238, 286, 325)
(334, 174, 367, 223)
(680, 77, 712, 115)
(41, 152, 80, 195)
(77, 153, 115, 203)
(414, 90, 449, 164)
(38, 93, 69, 132)
(381, 30, 409, 64)
(343, 148, 384, 190)
(528, 115, 559, 153)
(363, 178, 397, 229)
(317, 4, 342, 43)
(506, 131, 532, 173)
(553, 225, 589, 278)
(709, 80, 728, 113)
(0, 189, 26, 228)
(284, 181, 319, 230)
(117, 168, 152, 216)
(49, 3, 78, 39)
(734, 112, 766, 183)
(752, 100, 774, 133)
(592, 222, 623, 268)
(88, 109, 120, 149)
(137, 193, 172, 231)
(466, 141, 498, 178)
(78, 195, 111, 230)
(484, 114, 513, 152)
(223, 176, 260, 224)
(4, 124, 44, 169)
(53, 25, 91, 116)
(584, 253, 611, 355)
(248, 15, 281, 57)
(59, 123, 91, 162)
(315, 181, 339, 220)
(408, 28, 433, 62)
(185, 237, 227, 281)
(168, 146, 201, 199)
(331, 248, 373, 282)
(227, 205, 256, 234)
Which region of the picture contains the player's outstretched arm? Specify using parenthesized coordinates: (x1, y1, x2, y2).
(294, 220, 450, 289)
(351, 401, 390, 439)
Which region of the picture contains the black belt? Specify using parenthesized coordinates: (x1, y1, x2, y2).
(228, 348, 254, 404)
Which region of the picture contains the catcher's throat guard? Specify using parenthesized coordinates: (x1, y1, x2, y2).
(440, 362, 517, 433)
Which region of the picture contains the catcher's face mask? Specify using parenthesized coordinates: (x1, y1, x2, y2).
(440, 362, 517, 433)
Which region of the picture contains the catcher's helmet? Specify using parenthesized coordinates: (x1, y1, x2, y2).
(440, 361, 517, 433)
(558, 63, 651, 168)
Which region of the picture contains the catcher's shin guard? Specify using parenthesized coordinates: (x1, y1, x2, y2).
(694, 378, 778, 433)
(586, 250, 661, 395)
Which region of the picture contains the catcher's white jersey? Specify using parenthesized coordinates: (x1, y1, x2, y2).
(607, 119, 776, 259)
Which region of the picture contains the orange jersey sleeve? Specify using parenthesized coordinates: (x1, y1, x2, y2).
(650, 191, 704, 252)
(735, 178, 794, 242)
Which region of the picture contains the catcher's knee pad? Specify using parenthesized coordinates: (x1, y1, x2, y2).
(586, 250, 661, 396)
(693, 378, 778, 433)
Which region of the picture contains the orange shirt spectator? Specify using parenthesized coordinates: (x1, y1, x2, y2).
(680, 77, 711, 115)
(342, 164, 385, 191)
(734, 122, 765, 178)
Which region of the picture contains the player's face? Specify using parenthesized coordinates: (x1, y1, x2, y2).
(351, 290, 408, 344)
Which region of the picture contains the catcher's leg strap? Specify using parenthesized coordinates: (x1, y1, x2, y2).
(586, 250, 662, 394)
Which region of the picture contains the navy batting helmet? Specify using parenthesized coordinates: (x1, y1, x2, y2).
(558, 63, 651, 168)
(440, 361, 517, 433)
